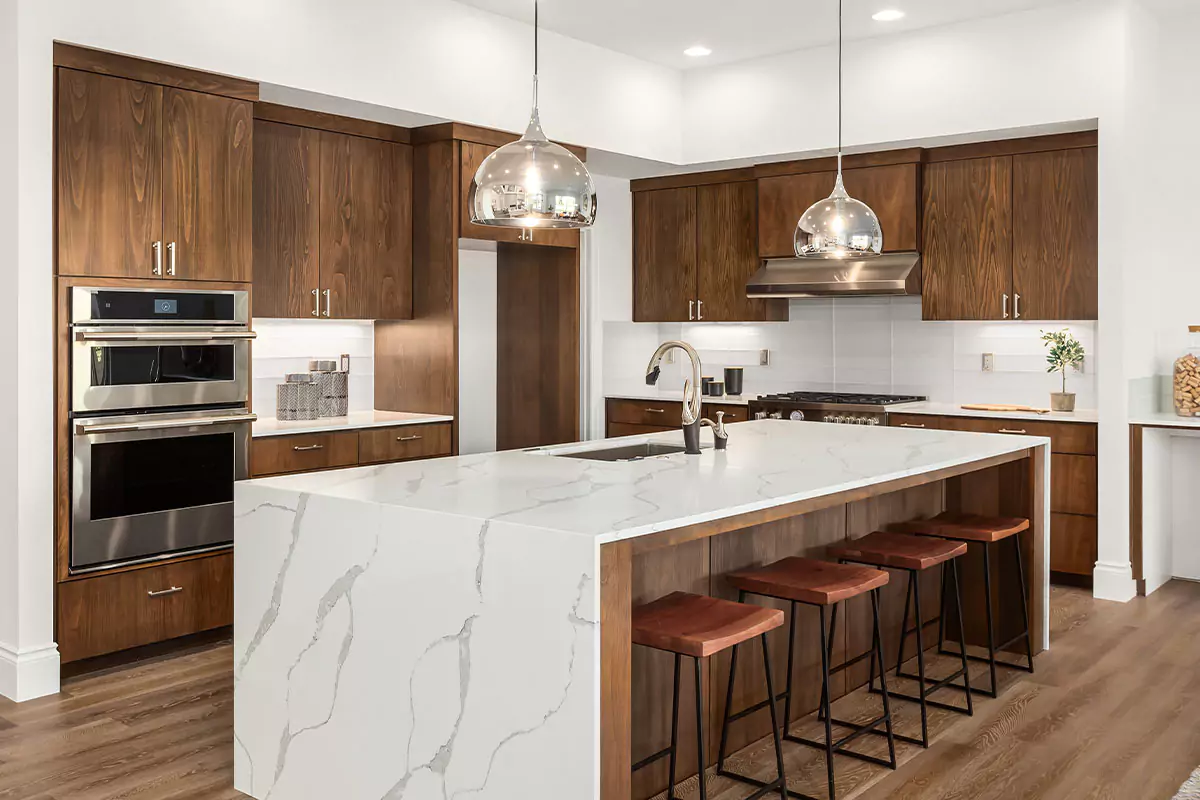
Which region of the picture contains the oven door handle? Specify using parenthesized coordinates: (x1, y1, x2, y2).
(74, 331, 257, 342)
(75, 413, 257, 436)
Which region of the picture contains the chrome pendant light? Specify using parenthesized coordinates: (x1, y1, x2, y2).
(795, 0, 883, 259)
(468, 0, 597, 229)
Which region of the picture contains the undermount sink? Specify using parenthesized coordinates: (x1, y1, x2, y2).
(552, 442, 693, 462)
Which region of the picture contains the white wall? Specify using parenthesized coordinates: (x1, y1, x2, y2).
(457, 248, 499, 454)
(251, 321, 376, 420)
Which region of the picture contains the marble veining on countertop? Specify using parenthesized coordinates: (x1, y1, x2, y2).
(246, 419, 1046, 544)
(252, 409, 454, 438)
(892, 402, 1099, 424)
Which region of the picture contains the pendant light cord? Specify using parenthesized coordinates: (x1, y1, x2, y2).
(837, 0, 843, 173)
(534, 0, 539, 78)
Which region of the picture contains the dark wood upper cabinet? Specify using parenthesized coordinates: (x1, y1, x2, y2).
(162, 88, 253, 282)
(696, 181, 785, 322)
(633, 187, 697, 322)
(252, 121, 319, 318)
(921, 156, 1013, 321)
(459, 140, 579, 248)
(319, 131, 413, 320)
(56, 70, 163, 279)
(756, 163, 919, 259)
(1012, 147, 1098, 321)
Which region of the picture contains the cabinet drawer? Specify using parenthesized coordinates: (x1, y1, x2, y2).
(607, 421, 677, 438)
(606, 398, 684, 427)
(1050, 513, 1098, 577)
(703, 402, 747, 423)
(910, 415, 1097, 455)
(887, 413, 943, 430)
(250, 431, 359, 477)
(358, 423, 452, 465)
(1051, 454, 1098, 516)
(57, 552, 233, 663)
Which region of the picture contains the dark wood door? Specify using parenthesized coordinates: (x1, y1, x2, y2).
(252, 121, 320, 318)
(319, 132, 413, 320)
(56, 69, 162, 279)
(633, 187, 697, 322)
(921, 156, 1013, 321)
(162, 88, 253, 282)
(459, 140, 579, 248)
(696, 181, 784, 322)
(756, 172, 832, 258)
(1012, 147, 1098, 321)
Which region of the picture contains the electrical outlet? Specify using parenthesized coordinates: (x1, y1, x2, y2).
(759, 349, 771, 366)
(982, 353, 994, 372)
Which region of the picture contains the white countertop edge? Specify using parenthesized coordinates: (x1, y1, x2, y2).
(253, 410, 454, 438)
(892, 402, 1099, 424)
(1129, 413, 1200, 430)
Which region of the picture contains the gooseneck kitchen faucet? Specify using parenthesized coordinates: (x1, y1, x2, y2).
(644, 340, 728, 455)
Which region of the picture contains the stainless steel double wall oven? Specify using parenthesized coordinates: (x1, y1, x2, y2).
(69, 287, 256, 572)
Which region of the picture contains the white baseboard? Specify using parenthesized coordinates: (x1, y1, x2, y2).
(1092, 561, 1138, 602)
(0, 640, 60, 701)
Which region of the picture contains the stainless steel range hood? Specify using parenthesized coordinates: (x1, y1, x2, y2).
(746, 251, 921, 298)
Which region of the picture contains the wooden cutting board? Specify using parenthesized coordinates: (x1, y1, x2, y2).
(960, 403, 1051, 415)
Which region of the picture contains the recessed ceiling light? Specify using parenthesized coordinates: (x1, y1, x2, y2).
(872, 9, 905, 21)
(684, 45, 712, 57)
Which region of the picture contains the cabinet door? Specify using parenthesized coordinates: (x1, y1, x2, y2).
(163, 88, 253, 282)
(319, 132, 413, 320)
(696, 181, 785, 322)
(633, 187, 697, 322)
(56, 69, 162, 279)
(1012, 148, 1098, 321)
(459, 141, 579, 248)
(921, 156, 1013, 321)
(757, 172, 832, 258)
(252, 121, 320, 318)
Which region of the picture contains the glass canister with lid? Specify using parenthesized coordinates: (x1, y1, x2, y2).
(1174, 326, 1200, 416)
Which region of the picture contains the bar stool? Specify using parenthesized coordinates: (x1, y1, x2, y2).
(631, 591, 789, 800)
(829, 531, 973, 747)
(722, 557, 896, 800)
(894, 513, 1035, 698)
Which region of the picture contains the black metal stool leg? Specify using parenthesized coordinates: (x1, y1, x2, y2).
(716, 641, 740, 773)
(894, 572, 914, 677)
(669, 653, 681, 800)
(694, 656, 707, 800)
(937, 561, 948, 653)
(911, 568, 930, 747)
(818, 605, 836, 800)
(782, 599, 797, 735)
(871, 588, 898, 769)
(981, 541, 999, 698)
(950, 559, 973, 716)
(1014, 534, 1035, 674)
(817, 602, 838, 723)
(760, 634, 789, 800)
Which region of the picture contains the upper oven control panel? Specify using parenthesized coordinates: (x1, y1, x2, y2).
(71, 287, 250, 327)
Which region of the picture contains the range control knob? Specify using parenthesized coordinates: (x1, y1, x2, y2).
(789, 410, 805, 421)
(770, 411, 783, 420)
(867, 417, 880, 426)
(856, 416, 869, 425)
(830, 415, 844, 424)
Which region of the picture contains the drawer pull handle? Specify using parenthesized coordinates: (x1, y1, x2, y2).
(899, 423, 926, 429)
(397, 435, 423, 442)
(147, 586, 183, 598)
(293, 444, 325, 452)
(998, 428, 1027, 435)
(645, 408, 665, 414)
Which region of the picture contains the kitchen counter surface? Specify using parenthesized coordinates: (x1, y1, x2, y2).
(894, 401, 1099, 424)
(1130, 411, 1200, 429)
(251, 409, 453, 438)
(605, 389, 752, 406)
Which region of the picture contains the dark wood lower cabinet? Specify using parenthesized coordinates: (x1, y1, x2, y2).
(605, 398, 750, 438)
(57, 552, 233, 663)
(250, 423, 454, 477)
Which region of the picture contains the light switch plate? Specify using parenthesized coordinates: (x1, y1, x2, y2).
(982, 353, 994, 372)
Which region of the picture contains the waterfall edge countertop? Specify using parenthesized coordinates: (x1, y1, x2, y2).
(233, 420, 1050, 800)
(251, 409, 454, 438)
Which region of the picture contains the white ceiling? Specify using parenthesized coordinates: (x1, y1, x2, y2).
(455, 0, 1078, 69)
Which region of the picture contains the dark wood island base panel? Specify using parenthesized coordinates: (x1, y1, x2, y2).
(599, 447, 1045, 800)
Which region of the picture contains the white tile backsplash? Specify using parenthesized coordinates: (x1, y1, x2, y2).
(602, 297, 1098, 409)
(252, 318, 375, 418)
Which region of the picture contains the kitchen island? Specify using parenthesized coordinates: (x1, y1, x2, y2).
(233, 420, 1049, 800)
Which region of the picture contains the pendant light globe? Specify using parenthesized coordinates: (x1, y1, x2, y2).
(468, 2, 596, 230)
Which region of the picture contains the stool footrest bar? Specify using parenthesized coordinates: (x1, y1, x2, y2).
(631, 745, 673, 773)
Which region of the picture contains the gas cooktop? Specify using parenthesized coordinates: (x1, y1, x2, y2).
(748, 391, 927, 425)
(755, 392, 926, 406)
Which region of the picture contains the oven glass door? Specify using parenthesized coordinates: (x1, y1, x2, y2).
(72, 329, 251, 413)
(72, 412, 251, 571)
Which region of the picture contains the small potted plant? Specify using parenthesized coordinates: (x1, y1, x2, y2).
(1041, 328, 1085, 412)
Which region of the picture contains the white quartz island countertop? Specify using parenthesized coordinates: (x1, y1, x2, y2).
(233, 420, 1049, 800)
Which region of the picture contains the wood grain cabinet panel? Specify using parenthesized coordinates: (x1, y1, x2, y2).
(702, 402, 748, 423)
(57, 553, 232, 663)
(696, 182, 785, 322)
(56, 70, 163, 279)
(921, 156, 1013, 321)
(1051, 453, 1098, 516)
(459, 140, 579, 248)
(1049, 513, 1098, 577)
(252, 120, 320, 318)
(358, 423, 452, 465)
(250, 431, 359, 477)
(607, 398, 685, 427)
(1012, 147, 1098, 321)
(756, 172, 833, 259)
(319, 131, 413, 320)
(633, 187, 697, 322)
(162, 88, 253, 282)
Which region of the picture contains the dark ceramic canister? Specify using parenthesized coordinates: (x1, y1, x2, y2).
(724, 367, 744, 396)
